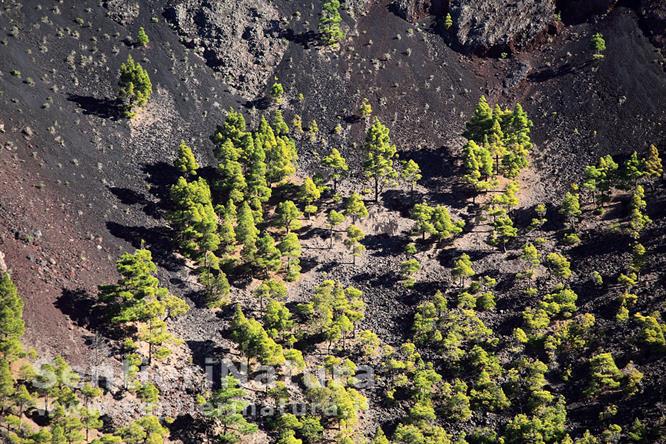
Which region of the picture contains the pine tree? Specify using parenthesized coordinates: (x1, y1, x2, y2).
(345, 192, 368, 222)
(431, 205, 464, 241)
(308, 120, 319, 143)
(401, 159, 422, 193)
(292, 114, 303, 136)
(255, 279, 287, 311)
(591, 32, 606, 59)
(279, 233, 302, 282)
(118, 55, 152, 118)
(99, 249, 189, 364)
(231, 305, 285, 367)
(301, 177, 321, 213)
(216, 140, 247, 203)
(255, 232, 282, 277)
(136, 27, 149, 47)
(360, 98, 372, 119)
(264, 300, 294, 342)
(319, 0, 345, 46)
(345, 225, 366, 266)
(267, 136, 297, 184)
(502, 143, 530, 178)
(0, 271, 24, 360)
(400, 258, 421, 288)
(522, 242, 541, 278)
(444, 13, 453, 30)
(411, 203, 435, 239)
(174, 141, 199, 177)
(493, 181, 520, 211)
(118, 415, 170, 443)
(244, 135, 272, 209)
(327, 210, 346, 248)
(236, 201, 259, 261)
(644, 144, 663, 182)
(491, 213, 517, 251)
(463, 140, 494, 198)
(364, 118, 398, 202)
(629, 184, 651, 239)
(322, 148, 349, 193)
(277, 200, 303, 233)
(271, 82, 285, 104)
(217, 202, 237, 253)
(545, 252, 572, 282)
(272, 109, 290, 136)
(586, 353, 623, 396)
(560, 185, 582, 229)
(80, 407, 103, 441)
(212, 110, 247, 149)
(465, 96, 494, 143)
(453, 253, 475, 287)
(199, 267, 231, 308)
(583, 155, 618, 208)
(624, 151, 644, 186)
(169, 176, 220, 259)
(0, 358, 15, 414)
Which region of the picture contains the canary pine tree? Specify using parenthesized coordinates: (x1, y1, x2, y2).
(323, 148, 349, 193)
(118, 55, 152, 118)
(174, 141, 199, 177)
(0, 271, 24, 360)
(364, 118, 398, 202)
(319, 0, 345, 45)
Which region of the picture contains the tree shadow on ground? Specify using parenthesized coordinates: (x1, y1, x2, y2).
(141, 162, 181, 206)
(352, 271, 400, 289)
(106, 221, 184, 272)
(67, 94, 122, 120)
(168, 415, 208, 444)
(528, 60, 593, 82)
(108, 187, 162, 219)
(364, 232, 407, 257)
(280, 28, 319, 49)
(55, 288, 124, 340)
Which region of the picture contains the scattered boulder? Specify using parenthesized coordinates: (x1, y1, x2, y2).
(451, 0, 556, 54)
(165, 0, 287, 99)
(0, 251, 6, 273)
(103, 0, 140, 25)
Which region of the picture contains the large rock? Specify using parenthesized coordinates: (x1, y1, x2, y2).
(165, 0, 287, 99)
(451, 0, 556, 54)
(103, 0, 140, 25)
(392, 0, 434, 22)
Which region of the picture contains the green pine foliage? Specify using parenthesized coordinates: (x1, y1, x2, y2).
(0, 272, 24, 360)
(169, 176, 220, 259)
(591, 32, 606, 59)
(118, 55, 152, 118)
(174, 141, 199, 176)
(364, 118, 398, 202)
(319, 0, 345, 46)
(136, 26, 149, 47)
(98, 248, 189, 364)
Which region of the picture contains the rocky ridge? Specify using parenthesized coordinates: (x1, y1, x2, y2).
(164, 0, 288, 99)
